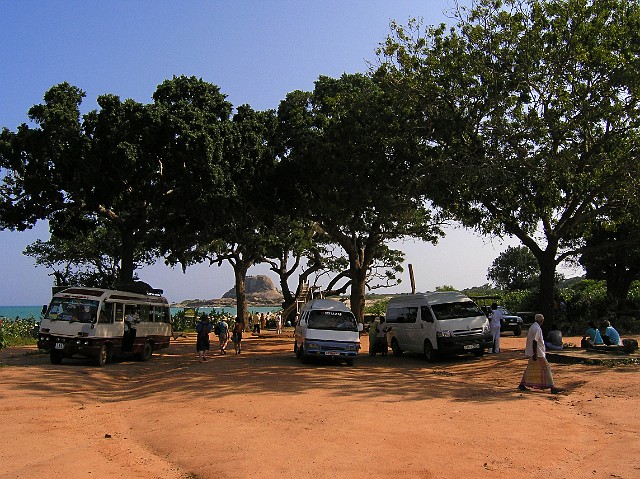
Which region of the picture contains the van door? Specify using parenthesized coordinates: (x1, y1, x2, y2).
(402, 306, 421, 353)
(419, 306, 437, 351)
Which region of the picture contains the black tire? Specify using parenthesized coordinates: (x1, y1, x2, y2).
(296, 344, 304, 361)
(96, 344, 109, 367)
(513, 326, 522, 336)
(50, 350, 63, 365)
(346, 358, 354, 366)
(294, 342, 298, 355)
(137, 341, 153, 361)
(424, 340, 437, 362)
(391, 338, 403, 357)
(473, 347, 485, 357)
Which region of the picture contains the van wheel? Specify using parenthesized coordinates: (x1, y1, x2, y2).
(50, 350, 63, 365)
(294, 342, 298, 355)
(474, 348, 485, 357)
(296, 344, 305, 362)
(96, 344, 110, 367)
(513, 326, 522, 336)
(137, 341, 153, 361)
(391, 338, 403, 357)
(424, 340, 437, 362)
(346, 358, 354, 366)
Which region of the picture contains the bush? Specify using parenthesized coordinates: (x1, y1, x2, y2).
(0, 317, 39, 349)
(171, 309, 234, 332)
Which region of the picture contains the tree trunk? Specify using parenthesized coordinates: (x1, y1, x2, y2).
(349, 266, 367, 324)
(118, 229, 135, 284)
(537, 251, 557, 333)
(232, 260, 252, 330)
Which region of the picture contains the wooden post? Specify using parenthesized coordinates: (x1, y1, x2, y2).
(409, 264, 416, 294)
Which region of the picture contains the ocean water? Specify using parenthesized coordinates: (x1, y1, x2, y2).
(0, 305, 280, 321)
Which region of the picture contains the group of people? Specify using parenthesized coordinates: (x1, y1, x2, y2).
(582, 320, 622, 347)
(195, 315, 245, 361)
(249, 312, 283, 335)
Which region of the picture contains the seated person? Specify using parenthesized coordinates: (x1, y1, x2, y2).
(601, 320, 622, 346)
(582, 321, 604, 347)
(544, 324, 564, 351)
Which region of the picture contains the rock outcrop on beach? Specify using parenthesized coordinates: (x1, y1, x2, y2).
(175, 275, 283, 308)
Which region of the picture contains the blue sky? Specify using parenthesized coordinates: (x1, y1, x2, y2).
(0, 0, 538, 305)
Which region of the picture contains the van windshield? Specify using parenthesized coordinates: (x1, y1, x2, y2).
(45, 298, 99, 323)
(431, 301, 484, 321)
(308, 311, 357, 331)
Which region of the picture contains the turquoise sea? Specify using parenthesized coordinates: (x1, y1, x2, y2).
(0, 305, 280, 321)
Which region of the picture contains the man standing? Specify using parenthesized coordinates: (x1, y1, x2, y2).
(489, 303, 502, 353)
(519, 314, 562, 394)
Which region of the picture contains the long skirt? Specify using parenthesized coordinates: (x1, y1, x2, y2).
(520, 357, 554, 389)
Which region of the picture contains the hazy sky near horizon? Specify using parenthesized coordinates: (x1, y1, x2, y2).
(1, 0, 576, 306)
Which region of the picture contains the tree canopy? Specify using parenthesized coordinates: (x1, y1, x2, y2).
(379, 0, 640, 321)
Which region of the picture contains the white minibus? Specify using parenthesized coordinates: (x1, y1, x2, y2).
(294, 299, 362, 365)
(385, 291, 492, 361)
(37, 287, 172, 366)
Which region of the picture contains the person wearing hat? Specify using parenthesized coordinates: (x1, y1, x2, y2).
(196, 314, 212, 362)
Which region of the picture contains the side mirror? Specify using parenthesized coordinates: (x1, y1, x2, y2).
(357, 323, 364, 332)
(41, 305, 47, 316)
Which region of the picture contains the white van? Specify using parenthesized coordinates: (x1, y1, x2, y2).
(37, 287, 172, 366)
(385, 292, 492, 361)
(294, 299, 363, 365)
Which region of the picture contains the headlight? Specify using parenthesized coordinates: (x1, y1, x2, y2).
(305, 342, 320, 350)
(483, 323, 491, 334)
(436, 330, 452, 338)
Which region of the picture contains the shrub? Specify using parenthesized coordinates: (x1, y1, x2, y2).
(0, 317, 39, 349)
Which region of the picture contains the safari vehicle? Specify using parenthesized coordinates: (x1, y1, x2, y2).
(294, 299, 362, 365)
(471, 296, 524, 336)
(385, 291, 492, 361)
(37, 286, 172, 366)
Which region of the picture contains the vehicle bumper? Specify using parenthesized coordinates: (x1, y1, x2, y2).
(436, 334, 493, 353)
(303, 339, 360, 358)
(37, 333, 103, 357)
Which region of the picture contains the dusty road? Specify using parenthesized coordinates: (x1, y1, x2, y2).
(1, 332, 638, 479)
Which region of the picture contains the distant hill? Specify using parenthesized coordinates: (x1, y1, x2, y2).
(174, 275, 284, 308)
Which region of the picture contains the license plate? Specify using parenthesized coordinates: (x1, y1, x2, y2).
(55, 342, 64, 350)
(324, 351, 339, 356)
(464, 344, 479, 350)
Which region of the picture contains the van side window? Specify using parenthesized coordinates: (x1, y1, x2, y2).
(385, 307, 400, 323)
(138, 304, 150, 322)
(405, 307, 418, 323)
(98, 302, 114, 324)
(114, 303, 124, 322)
(420, 306, 434, 323)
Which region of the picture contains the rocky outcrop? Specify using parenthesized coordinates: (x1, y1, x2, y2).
(175, 275, 283, 308)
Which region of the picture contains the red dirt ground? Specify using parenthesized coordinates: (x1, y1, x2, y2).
(1, 333, 638, 479)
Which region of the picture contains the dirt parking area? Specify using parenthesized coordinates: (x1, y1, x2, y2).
(1, 332, 639, 479)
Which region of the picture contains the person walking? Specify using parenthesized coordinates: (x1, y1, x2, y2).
(232, 317, 244, 354)
(195, 314, 212, 362)
(276, 312, 282, 335)
(489, 303, 502, 353)
(519, 313, 562, 394)
(216, 317, 229, 355)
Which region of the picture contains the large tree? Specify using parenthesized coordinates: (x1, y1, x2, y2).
(379, 0, 640, 322)
(161, 104, 279, 322)
(0, 76, 232, 289)
(276, 74, 445, 321)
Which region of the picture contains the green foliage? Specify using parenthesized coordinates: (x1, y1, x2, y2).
(364, 299, 388, 316)
(171, 309, 233, 332)
(501, 289, 540, 313)
(0, 318, 39, 349)
(435, 285, 456, 292)
(379, 0, 640, 323)
(488, 246, 540, 291)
